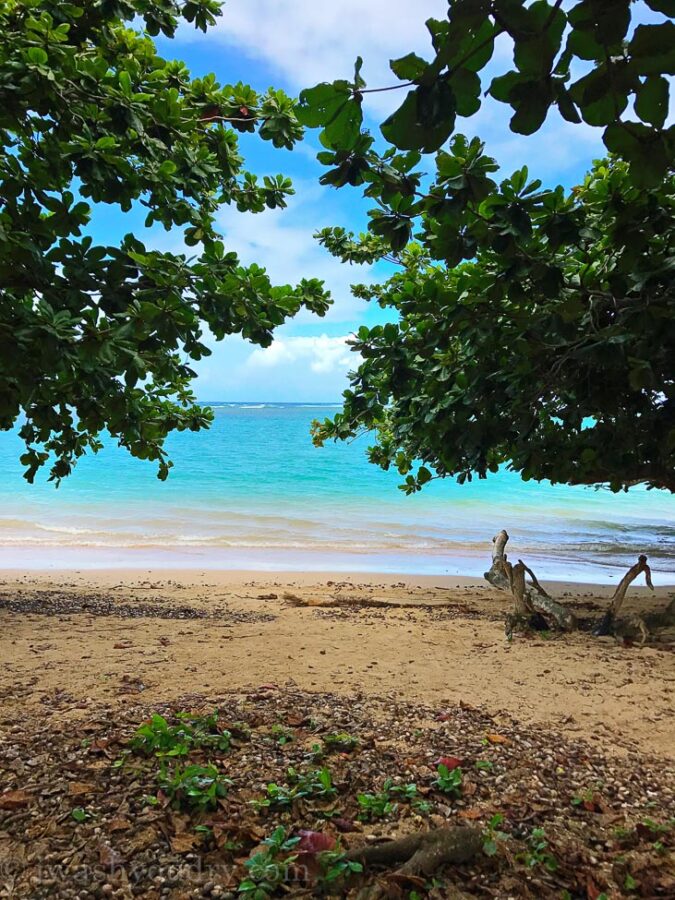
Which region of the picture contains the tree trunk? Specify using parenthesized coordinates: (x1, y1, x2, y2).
(484, 530, 576, 631)
(347, 827, 481, 899)
(509, 560, 535, 618)
(593, 555, 654, 636)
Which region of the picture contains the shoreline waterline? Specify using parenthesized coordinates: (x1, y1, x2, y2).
(1, 547, 673, 585)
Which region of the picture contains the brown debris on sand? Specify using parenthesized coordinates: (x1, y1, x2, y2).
(1, 688, 673, 899)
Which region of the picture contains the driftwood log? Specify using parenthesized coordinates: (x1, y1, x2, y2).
(484, 529, 576, 631)
(593, 554, 654, 637)
(346, 826, 481, 899)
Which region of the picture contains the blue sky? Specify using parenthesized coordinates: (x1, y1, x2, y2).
(92, 1, 654, 401)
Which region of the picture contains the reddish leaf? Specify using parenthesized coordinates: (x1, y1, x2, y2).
(435, 755, 463, 770)
(297, 830, 336, 854)
(586, 874, 603, 900)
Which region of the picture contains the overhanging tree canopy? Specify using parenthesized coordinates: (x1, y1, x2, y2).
(298, 0, 675, 493)
(0, 0, 330, 482)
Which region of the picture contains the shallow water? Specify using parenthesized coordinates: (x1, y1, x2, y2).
(0, 404, 672, 581)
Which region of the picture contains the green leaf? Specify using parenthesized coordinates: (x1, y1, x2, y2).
(118, 69, 132, 95)
(509, 80, 552, 135)
(353, 55, 365, 89)
(453, 68, 481, 117)
(635, 76, 669, 128)
(483, 839, 498, 856)
(513, 1, 566, 77)
(603, 122, 670, 185)
(26, 47, 48, 65)
(95, 136, 117, 150)
(157, 160, 178, 177)
(629, 23, 675, 75)
(566, 27, 604, 62)
(296, 81, 362, 149)
(556, 86, 581, 124)
(390, 52, 429, 81)
(489, 71, 523, 103)
(381, 79, 456, 152)
(296, 81, 351, 128)
(445, 19, 496, 73)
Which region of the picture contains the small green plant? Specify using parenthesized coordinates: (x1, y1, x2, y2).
(389, 781, 418, 801)
(482, 813, 508, 857)
(624, 873, 638, 891)
(518, 827, 558, 872)
(357, 779, 399, 821)
(252, 767, 336, 811)
(158, 763, 231, 811)
(413, 798, 432, 814)
(357, 778, 427, 821)
(130, 711, 231, 758)
(317, 849, 363, 885)
(238, 826, 300, 898)
(71, 807, 90, 823)
(112, 750, 131, 769)
(474, 759, 494, 772)
(390, 780, 431, 813)
(571, 788, 593, 807)
(270, 724, 294, 746)
(323, 732, 359, 753)
(640, 818, 670, 835)
(308, 742, 324, 762)
(357, 788, 397, 821)
(433, 764, 463, 796)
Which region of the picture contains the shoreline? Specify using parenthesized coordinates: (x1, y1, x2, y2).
(1, 548, 674, 585)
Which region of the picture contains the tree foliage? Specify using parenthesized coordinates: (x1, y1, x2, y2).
(0, 0, 330, 482)
(299, 0, 675, 493)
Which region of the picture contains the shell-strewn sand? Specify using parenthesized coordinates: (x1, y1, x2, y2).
(1, 569, 673, 759)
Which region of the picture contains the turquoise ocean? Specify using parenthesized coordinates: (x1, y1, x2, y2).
(0, 403, 672, 583)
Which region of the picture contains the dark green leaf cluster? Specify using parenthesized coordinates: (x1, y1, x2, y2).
(301, 0, 675, 493)
(1, 0, 330, 482)
(312, 150, 675, 492)
(298, 0, 674, 188)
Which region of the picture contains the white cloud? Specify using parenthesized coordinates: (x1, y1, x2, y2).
(193, 331, 357, 401)
(184, 0, 449, 115)
(246, 334, 353, 374)
(217, 179, 375, 324)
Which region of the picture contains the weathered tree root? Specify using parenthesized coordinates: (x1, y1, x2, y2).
(593, 554, 654, 637)
(484, 530, 576, 631)
(347, 826, 482, 899)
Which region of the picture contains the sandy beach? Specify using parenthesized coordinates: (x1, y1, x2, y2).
(2, 568, 675, 898)
(2, 569, 673, 759)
